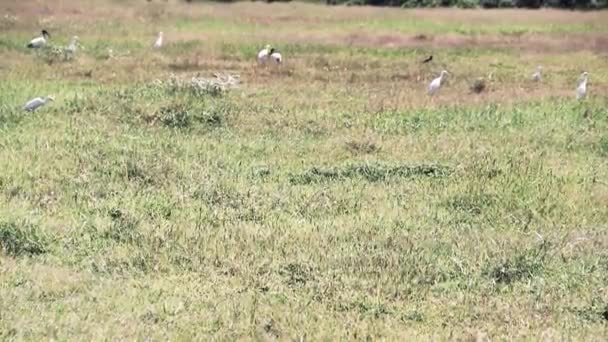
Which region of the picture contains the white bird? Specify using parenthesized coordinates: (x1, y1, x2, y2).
(576, 71, 589, 100)
(153, 32, 163, 49)
(65, 36, 79, 57)
(257, 44, 272, 64)
(27, 30, 50, 48)
(428, 70, 449, 95)
(270, 49, 282, 64)
(532, 65, 542, 82)
(23, 96, 54, 112)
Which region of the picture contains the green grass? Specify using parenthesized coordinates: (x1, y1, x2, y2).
(1, 0, 608, 340)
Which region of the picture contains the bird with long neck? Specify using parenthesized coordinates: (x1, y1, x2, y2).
(154, 32, 163, 48)
(428, 70, 449, 95)
(23, 96, 54, 112)
(576, 72, 589, 100)
(532, 65, 542, 82)
(65, 36, 79, 56)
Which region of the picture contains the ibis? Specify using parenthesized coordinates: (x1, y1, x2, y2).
(27, 29, 50, 48)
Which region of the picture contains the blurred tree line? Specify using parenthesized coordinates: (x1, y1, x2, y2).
(187, 0, 607, 8)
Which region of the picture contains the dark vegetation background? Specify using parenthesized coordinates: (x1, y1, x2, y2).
(185, 0, 607, 9)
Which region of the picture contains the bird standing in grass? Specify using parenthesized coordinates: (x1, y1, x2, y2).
(428, 70, 449, 95)
(23, 96, 54, 112)
(270, 48, 282, 64)
(27, 30, 50, 48)
(64, 36, 79, 58)
(154, 32, 163, 49)
(532, 65, 542, 82)
(257, 44, 272, 64)
(576, 72, 589, 100)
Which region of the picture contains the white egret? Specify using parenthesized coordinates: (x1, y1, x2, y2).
(576, 71, 589, 100)
(428, 70, 449, 95)
(153, 32, 163, 49)
(532, 65, 542, 82)
(23, 96, 54, 112)
(27, 30, 50, 48)
(270, 49, 282, 64)
(257, 44, 272, 64)
(65, 36, 79, 57)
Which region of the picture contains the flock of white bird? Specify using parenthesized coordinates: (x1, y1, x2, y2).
(427, 67, 589, 99)
(22, 29, 591, 112)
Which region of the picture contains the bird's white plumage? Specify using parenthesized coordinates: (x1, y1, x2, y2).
(65, 36, 79, 55)
(532, 65, 542, 82)
(28, 37, 46, 48)
(257, 44, 271, 64)
(576, 72, 588, 100)
(270, 51, 282, 64)
(154, 32, 163, 49)
(27, 30, 50, 48)
(428, 70, 448, 95)
(23, 96, 54, 112)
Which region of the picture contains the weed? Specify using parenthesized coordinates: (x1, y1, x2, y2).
(0, 220, 49, 257)
(289, 162, 451, 185)
(446, 192, 496, 215)
(598, 135, 608, 156)
(401, 310, 424, 322)
(345, 140, 380, 154)
(486, 242, 549, 285)
(279, 262, 315, 287)
(470, 78, 487, 94)
(159, 102, 191, 128)
(103, 209, 142, 245)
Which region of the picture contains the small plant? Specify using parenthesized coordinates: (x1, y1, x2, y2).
(194, 106, 225, 127)
(289, 162, 451, 185)
(158, 73, 239, 98)
(159, 103, 191, 128)
(125, 159, 154, 184)
(37, 45, 66, 65)
(598, 135, 608, 156)
(402, 310, 424, 322)
(446, 192, 496, 215)
(470, 78, 486, 94)
(485, 242, 549, 285)
(345, 140, 380, 154)
(0, 220, 49, 257)
(104, 209, 142, 245)
(279, 262, 315, 286)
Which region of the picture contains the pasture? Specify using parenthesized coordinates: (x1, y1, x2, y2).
(1, 0, 608, 339)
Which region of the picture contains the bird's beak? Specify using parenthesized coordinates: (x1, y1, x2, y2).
(47, 96, 55, 101)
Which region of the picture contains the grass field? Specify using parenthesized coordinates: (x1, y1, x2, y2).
(1, 0, 608, 339)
